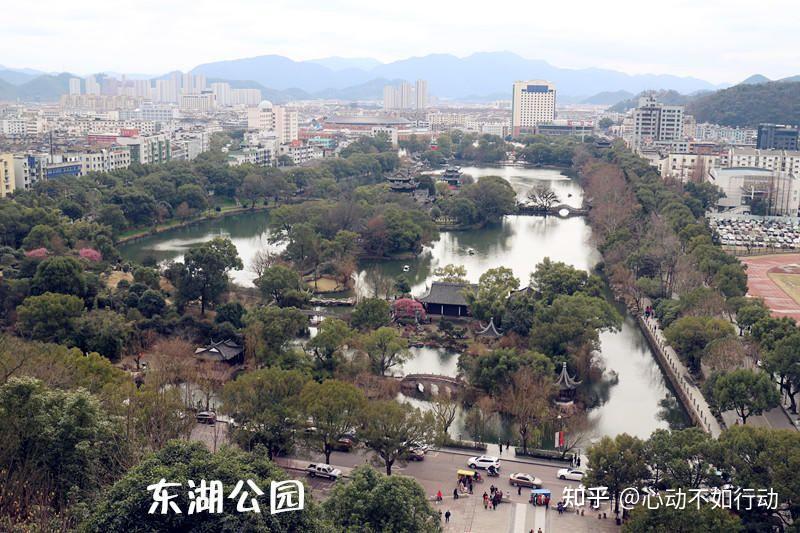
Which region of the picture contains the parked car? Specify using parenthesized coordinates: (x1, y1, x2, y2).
(306, 463, 342, 480)
(468, 455, 501, 470)
(557, 467, 585, 481)
(509, 472, 543, 488)
(404, 447, 426, 461)
(331, 437, 355, 452)
(196, 411, 217, 424)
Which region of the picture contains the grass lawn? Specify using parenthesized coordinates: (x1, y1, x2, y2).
(307, 276, 341, 293)
(768, 272, 800, 306)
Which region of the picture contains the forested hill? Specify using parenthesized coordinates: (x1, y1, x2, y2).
(608, 90, 695, 112)
(686, 81, 800, 127)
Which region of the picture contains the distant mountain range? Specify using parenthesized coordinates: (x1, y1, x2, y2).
(191, 51, 725, 100)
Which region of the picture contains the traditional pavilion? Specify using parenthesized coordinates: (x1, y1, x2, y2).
(418, 281, 475, 317)
(555, 362, 581, 404)
(477, 317, 503, 338)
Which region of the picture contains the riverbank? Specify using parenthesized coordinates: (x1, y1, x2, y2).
(116, 205, 271, 245)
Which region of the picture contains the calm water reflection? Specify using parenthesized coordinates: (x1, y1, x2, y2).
(120, 166, 687, 440)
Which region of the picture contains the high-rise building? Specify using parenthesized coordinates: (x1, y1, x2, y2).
(69, 78, 82, 95)
(415, 79, 428, 110)
(246, 101, 298, 144)
(631, 95, 684, 149)
(399, 82, 413, 109)
(85, 75, 100, 95)
(511, 80, 556, 136)
(383, 86, 398, 110)
(757, 124, 799, 151)
(211, 82, 232, 106)
(0, 154, 15, 198)
(133, 80, 152, 99)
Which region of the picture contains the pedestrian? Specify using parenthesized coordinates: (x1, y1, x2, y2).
(506, 440, 511, 451)
(453, 488, 459, 500)
(538, 528, 543, 533)
(445, 510, 451, 523)
(498, 442, 503, 452)
(438, 510, 442, 521)
(576, 457, 581, 467)
(436, 489, 443, 503)
(517, 485, 522, 496)
(490, 484, 496, 496)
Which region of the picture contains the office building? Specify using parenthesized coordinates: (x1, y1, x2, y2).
(69, 78, 82, 95)
(630, 95, 684, 149)
(511, 80, 556, 136)
(757, 124, 799, 150)
(0, 154, 15, 198)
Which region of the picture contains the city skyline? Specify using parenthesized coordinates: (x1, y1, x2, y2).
(1, 0, 798, 84)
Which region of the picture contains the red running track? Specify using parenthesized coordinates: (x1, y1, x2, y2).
(741, 254, 800, 322)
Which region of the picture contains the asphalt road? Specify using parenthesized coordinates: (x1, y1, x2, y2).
(284, 445, 582, 505)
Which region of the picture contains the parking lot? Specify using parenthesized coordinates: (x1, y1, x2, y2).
(710, 217, 800, 250)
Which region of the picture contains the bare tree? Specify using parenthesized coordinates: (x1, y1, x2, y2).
(430, 391, 459, 438)
(527, 183, 560, 211)
(505, 368, 555, 454)
(250, 248, 276, 279)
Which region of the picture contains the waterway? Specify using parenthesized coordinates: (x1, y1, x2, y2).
(120, 165, 688, 442)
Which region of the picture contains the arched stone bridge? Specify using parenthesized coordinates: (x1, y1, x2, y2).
(394, 374, 464, 396)
(516, 203, 590, 218)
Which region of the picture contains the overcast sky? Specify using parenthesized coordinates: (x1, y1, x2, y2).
(1, 0, 797, 83)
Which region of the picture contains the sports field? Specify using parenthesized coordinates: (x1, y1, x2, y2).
(740, 254, 800, 321)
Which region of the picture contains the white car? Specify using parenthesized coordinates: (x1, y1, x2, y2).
(557, 467, 585, 481)
(468, 455, 500, 470)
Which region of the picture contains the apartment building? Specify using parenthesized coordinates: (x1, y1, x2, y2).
(0, 154, 15, 198)
(246, 101, 298, 143)
(630, 95, 684, 150)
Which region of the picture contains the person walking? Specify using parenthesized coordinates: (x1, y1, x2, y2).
(436, 490, 443, 503)
(517, 485, 522, 496)
(445, 510, 451, 523)
(453, 488, 459, 500)
(483, 492, 489, 509)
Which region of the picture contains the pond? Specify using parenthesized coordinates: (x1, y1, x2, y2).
(120, 165, 688, 442)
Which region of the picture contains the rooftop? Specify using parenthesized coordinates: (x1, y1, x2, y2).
(419, 281, 476, 306)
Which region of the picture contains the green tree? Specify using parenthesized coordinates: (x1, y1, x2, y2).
(530, 293, 620, 357)
(360, 401, 437, 475)
(712, 369, 780, 425)
(586, 433, 649, 515)
(764, 333, 800, 412)
(214, 301, 246, 328)
(735, 301, 769, 335)
(31, 255, 87, 297)
(0, 377, 129, 515)
(178, 237, 243, 315)
(137, 289, 166, 318)
(17, 292, 84, 342)
(433, 264, 468, 283)
(74, 309, 132, 361)
(307, 318, 352, 372)
(529, 257, 604, 304)
(624, 505, 742, 533)
(644, 428, 720, 489)
(324, 465, 441, 532)
(718, 425, 800, 529)
(132, 266, 161, 289)
(351, 298, 391, 330)
(506, 368, 555, 453)
(239, 172, 267, 208)
(363, 327, 410, 376)
(466, 266, 519, 323)
(300, 379, 366, 464)
(664, 316, 735, 374)
(462, 175, 517, 224)
(461, 348, 553, 396)
(256, 265, 306, 306)
(221, 367, 309, 459)
(84, 441, 322, 532)
(244, 306, 308, 365)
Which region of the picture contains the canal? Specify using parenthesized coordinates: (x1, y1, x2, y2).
(120, 165, 688, 442)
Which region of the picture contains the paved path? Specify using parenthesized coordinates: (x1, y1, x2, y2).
(642, 316, 722, 437)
